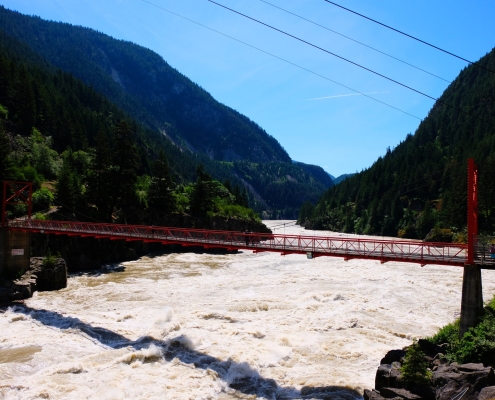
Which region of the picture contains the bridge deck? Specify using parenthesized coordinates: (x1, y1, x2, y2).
(6, 219, 474, 267)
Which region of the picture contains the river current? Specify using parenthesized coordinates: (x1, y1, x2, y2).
(1, 221, 495, 399)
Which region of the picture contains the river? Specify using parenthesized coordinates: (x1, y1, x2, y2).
(1, 221, 495, 399)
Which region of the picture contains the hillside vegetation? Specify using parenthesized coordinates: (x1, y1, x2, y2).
(300, 47, 495, 240)
(0, 5, 332, 217)
(0, 30, 265, 230)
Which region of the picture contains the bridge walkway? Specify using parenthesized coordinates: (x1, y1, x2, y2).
(6, 219, 470, 267)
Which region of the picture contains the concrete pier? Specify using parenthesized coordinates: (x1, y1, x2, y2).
(459, 265, 484, 337)
(0, 228, 31, 278)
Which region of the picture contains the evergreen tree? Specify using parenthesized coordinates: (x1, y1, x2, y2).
(0, 127, 14, 209)
(148, 150, 175, 217)
(416, 201, 436, 239)
(87, 130, 113, 220)
(56, 149, 82, 211)
(112, 120, 139, 222)
(190, 164, 214, 220)
(0, 127, 14, 182)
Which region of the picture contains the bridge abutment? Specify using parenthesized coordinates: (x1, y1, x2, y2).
(459, 264, 483, 337)
(0, 228, 31, 278)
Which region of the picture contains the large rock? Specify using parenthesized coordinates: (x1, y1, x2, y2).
(376, 364, 402, 390)
(380, 350, 406, 365)
(380, 387, 422, 400)
(29, 257, 67, 291)
(479, 386, 495, 400)
(364, 389, 389, 400)
(0, 257, 67, 303)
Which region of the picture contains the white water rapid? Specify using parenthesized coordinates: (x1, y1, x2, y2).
(1, 221, 495, 399)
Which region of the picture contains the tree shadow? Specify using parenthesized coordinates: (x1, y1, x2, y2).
(8, 305, 362, 399)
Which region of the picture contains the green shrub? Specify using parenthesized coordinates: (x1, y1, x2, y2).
(42, 249, 57, 269)
(400, 340, 432, 385)
(33, 212, 47, 221)
(429, 297, 495, 366)
(0, 104, 8, 119)
(32, 187, 54, 212)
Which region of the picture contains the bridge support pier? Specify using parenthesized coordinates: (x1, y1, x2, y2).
(459, 265, 483, 338)
(0, 228, 31, 279)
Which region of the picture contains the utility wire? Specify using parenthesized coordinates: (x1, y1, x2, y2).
(323, 0, 495, 75)
(208, 0, 490, 124)
(259, 0, 450, 83)
(139, 0, 421, 120)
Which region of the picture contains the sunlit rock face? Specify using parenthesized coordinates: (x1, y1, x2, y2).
(1, 221, 494, 399)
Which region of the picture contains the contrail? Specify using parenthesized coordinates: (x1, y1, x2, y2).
(305, 91, 388, 101)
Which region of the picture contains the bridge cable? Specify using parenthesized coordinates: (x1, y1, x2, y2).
(139, 0, 421, 120)
(259, 0, 450, 83)
(207, 0, 491, 124)
(322, 0, 495, 76)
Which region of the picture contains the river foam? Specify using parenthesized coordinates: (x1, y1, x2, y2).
(1, 221, 494, 399)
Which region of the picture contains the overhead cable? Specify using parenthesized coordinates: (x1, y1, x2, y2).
(208, 0, 490, 123)
(139, 0, 421, 120)
(260, 0, 450, 83)
(323, 0, 495, 75)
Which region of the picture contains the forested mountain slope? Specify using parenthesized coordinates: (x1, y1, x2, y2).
(0, 5, 333, 216)
(299, 47, 495, 240)
(0, 6, 287, 164)
(0, 30, 270, 230)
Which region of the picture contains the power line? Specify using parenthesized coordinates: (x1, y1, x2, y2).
(323, 0, 495, 75)
(139, 0, 421, 120)
(259, 0, 450, 83)
(208, 0, 490, 124)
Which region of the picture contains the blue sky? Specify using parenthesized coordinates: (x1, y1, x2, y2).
(2, 0, 495, 176)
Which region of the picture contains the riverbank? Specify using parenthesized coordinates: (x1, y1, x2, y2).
(1, 222, 495, 398)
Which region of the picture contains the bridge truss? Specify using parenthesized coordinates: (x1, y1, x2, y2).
(1, 158, 488, 268)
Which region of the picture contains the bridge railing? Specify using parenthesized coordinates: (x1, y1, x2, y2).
(7, 219, 468, 266)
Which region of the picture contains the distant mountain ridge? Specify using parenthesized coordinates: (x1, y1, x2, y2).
(0, 5, 333, 217)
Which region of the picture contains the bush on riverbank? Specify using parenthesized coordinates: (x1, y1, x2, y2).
(429, 296, 495, 367)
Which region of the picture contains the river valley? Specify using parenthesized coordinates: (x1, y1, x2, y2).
(1, 221, 495, 399)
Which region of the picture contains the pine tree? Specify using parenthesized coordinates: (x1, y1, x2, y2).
(190, 164, 214, 220)
(56, 150, 81, 211)
(0, 127, 14, 209)
(149, 150, 175, 216)
(87, 130, 113, 220)
(112, 120, 139, 222)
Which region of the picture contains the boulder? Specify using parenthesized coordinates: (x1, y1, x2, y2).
(380, 387, 422, 400)
(381, 350, 406, 365)
(435, 380, 465, 400)
(364, 389, 388, 400)
(376, 365, 393, 390)
(376, 364, 402, 390)
(479, 386, 495, 400)
(0, 257, 67, 302)
(458, 363, 488, 372)
(29, 257, 67, 291)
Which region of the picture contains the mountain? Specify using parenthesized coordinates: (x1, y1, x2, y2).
(0, 5, 332, 217)
(332, 174, 354, 185)
(299, 47, 495, 240)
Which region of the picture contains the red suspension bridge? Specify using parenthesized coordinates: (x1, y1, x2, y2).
(0, 158, 489, 268)
(5, 218, 471, 267)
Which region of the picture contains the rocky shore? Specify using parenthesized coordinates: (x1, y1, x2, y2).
(366, 340, 495, 400)
(0, 257, 67, 302)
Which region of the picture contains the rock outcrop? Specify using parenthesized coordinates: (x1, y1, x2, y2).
(0, 257, 67, 302)
(366, 341, 495, 400)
